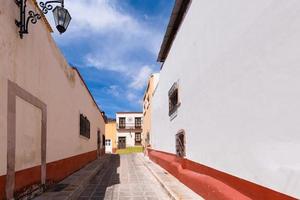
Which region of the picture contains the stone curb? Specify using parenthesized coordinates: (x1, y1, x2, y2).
(34, 155, 110, 200)
(137, 154, 178, 200)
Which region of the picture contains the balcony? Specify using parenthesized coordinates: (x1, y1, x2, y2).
(117, 123, 142, 130)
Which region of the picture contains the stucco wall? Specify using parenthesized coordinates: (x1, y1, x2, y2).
(116, 113, 143, 125)
(0, 0, 105, 178)
(142, 74, 159, 146)
(105, 121, 117, 149)
(15, 97, 42, 171)
(116, 113, 143, 147)
(151, 0, 300, 198)
(116, 132, 136, 147)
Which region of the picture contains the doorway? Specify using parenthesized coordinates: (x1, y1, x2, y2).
(105, 139, 112, 153)
(118, 137, 126, 149)
(97, 129, 101, 157)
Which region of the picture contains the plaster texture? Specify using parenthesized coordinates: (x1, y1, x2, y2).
(151, 0, 300, 198)
(0, 0, 105, 185)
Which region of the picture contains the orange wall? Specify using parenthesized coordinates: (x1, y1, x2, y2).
(105, 122, 117, 149)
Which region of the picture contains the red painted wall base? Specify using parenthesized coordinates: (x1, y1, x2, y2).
(148, 148, 296, 200)
(0, 150, 103, 200)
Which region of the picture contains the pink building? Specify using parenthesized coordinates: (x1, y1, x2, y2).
(0, 0, 106, 199)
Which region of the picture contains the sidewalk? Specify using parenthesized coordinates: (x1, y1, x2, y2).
(34, 155, 110, 200)
(137, 153, 203, 200)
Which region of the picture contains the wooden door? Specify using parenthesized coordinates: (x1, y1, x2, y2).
(118, 137, 126, 149)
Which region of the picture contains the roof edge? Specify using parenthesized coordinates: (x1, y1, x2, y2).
(71, 67, 105, 120)
(157, 0, 191, 63)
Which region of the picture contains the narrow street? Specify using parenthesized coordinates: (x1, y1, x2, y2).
(78, 154, 171, 200)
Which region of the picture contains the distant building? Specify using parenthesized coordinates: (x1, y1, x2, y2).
(116, 112, 143, 149)
(142, 73, 159, 150)
(0, 1, 106, 199)
(105, 119, 117, 153)
(149, 0, 300, 199)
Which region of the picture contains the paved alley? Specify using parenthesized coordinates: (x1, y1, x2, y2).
(77, 154, 171, 200)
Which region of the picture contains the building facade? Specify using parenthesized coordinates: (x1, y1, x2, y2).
(116, 112, 143, 149)
(0, 1, 106, 199)
(105, 119, 117, 153)
(142, 74, 159, 149)
(149, 0, 300, 199)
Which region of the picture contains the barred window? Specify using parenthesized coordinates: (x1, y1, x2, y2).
(80, 114, 90, 139)
(135, 117, 142, 128)
(169, 82, 180, 116)
(176, 130, 185, 157)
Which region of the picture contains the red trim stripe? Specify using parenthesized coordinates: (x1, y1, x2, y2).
(0, 150, 104, 200)
(148, 148, 297, 200)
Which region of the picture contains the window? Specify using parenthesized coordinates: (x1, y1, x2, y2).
(119, 117, 126, 128)
(105, 139, 111, 146)
(169, 82, 180, 116)
(135, 132, 141, 145)
(147, 96, 150, 109)
(80, 114, 90, 138)
(135, 117, 142, 128)
(102, 135, 105, 146)
(146, 132, 150, 143)
(176, 130, 185, 157)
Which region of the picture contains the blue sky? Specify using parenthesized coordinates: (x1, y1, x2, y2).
(48, 0, 174, 118)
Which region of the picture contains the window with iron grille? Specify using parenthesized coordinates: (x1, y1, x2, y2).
(135, 132, 142, 145)
(169, 82, 180, 116)
(135, 117, 142, 128)
(80, 114, 90, 139)
(119, 117, 126, 128)
(176, 130, 185, 157)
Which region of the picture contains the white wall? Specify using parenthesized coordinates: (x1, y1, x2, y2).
(116, 113, 143, 147)
(152, 0, 300, 198)
(117, 132, 136, 147)
(116, 113, 143, 125)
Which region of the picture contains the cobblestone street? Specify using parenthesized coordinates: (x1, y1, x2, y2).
(78, 154, 171, 200)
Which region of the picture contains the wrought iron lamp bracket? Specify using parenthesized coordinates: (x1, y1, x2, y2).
(39, 0, 64, 14)
(15, 0, 63, 39)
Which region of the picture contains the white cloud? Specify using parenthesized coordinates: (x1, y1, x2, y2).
(51, 0, 163, 54)
(129, 65, 153, 90)
(45, 0, 166, 111)
(126, 91, 143, 107)
(65, 0, 139, 34)
(106, 85, 121, 97)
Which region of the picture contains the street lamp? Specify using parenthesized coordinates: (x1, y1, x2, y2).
(52, 6, 71, 34)
(15, 0, 72, 39)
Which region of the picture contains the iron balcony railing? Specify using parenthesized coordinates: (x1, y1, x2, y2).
(117, 122, 142, 130)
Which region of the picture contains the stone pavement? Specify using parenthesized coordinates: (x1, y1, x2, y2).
(137, 154, 203, 200)
(34, 155, 111, 200)
(34, 153, 201, 200)
(78, 154, 171, 200)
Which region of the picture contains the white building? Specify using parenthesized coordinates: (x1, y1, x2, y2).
(116, 112, 143, 149)
(150, 0, 300, 199)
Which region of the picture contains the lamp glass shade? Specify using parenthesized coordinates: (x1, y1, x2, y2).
(53, 6, 71, 34)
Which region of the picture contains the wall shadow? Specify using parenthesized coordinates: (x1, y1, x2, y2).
(78, 154, 120, 199)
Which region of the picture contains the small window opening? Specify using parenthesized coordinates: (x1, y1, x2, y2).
(80, 114, 90, 139)
(176, 130, 186, 157)
(169, 82, 180, 116)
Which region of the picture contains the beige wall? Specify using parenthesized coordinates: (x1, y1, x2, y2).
(15, 97, 42, 171)
(0, 0, 105, 177)
(105, 121, 117, 150)
(142, 74, 159, 146)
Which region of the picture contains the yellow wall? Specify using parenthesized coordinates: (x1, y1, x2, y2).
(142, 74, 159, 147)
(105, 121, 117, 150)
